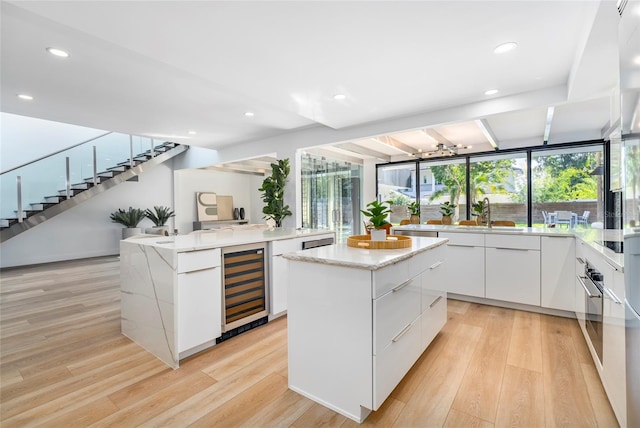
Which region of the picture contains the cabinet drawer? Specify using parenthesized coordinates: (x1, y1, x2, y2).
(409, 244, 445, 278)
(421, 290, 447, 352)
(373, 318, 420, 410)
(271, 238, 301, 256)
(485, 234, 540, 250)
(372, 260, 410, 298)
(177, 248, 221, 273)
(439, 232, 485, 247)
(373, 277, 420, 354)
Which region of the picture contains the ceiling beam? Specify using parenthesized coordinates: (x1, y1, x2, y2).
(475, 119, 500, 149)
(334, 142, 391, 161)
(422, 128, 452, 145)
(370, 136, 418, 155)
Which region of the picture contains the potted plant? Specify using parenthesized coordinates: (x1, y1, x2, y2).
(471, 200, 485, 225)
(110, 207, 146, 238)
(408, 201, 420, 224)
(440, 201, 456, 225)
(361, 200, 392, 241)
(144, 206, 175, 235)
(259, 158, 293, 227)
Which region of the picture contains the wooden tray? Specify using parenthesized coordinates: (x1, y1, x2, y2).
(347, 235, 412, 249)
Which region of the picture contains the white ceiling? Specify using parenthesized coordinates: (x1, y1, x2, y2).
(0, 0, 627, 166)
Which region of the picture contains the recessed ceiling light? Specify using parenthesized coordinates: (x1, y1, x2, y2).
(244, 111, 255, 117)
(494, 42, 518, 54)
(633, 55, 640, 66)
(484, 89, 499, 95)
(46, 47, 69, 58)
(333, 94, 346, 100)
(17, 94, 33, 100)
(188, 130, 197, 135)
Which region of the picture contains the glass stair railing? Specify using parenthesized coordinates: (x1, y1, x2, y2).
(0, 133, 188, 242)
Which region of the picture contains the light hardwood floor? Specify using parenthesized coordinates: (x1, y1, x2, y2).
(0, 256, 619, 427)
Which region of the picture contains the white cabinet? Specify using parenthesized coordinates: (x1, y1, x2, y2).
(485, 234, 540, 306)
(575, 241, 587, 333)
(438, 232, 484, 297)
(288, 244, 447, 422)
(541, 236, 576, 311)
(603, 269, 627, 427)
(270, 233, 335, 317)
(176, 248, 222, 354)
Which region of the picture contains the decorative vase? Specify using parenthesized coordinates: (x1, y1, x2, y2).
(233, 208, 240, 220)
(239, 207, 245, 220)
(410, 215, 420, 224)
(371, 229, 387, 241)
(145, 226, 168, 236)
(442, 216, 452, 225)
(122, 227, 143, 239)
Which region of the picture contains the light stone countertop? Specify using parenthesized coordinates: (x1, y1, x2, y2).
(121, 227, 334, 252)
(282, 236, 448, 270)
(391, 224, 625, 271)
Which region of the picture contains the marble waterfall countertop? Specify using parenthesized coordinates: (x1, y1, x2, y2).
(282, 236, 448, 270)
(122, 227, 335, 252)
(391, 224, 625, 270)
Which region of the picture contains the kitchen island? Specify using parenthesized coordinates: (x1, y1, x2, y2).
(119, 227, 334, 368)
(284, 236, 448, 423)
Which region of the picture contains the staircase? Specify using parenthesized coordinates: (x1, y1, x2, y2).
(1, 141, 188, 242)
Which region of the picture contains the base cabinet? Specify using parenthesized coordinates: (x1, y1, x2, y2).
(541, 236, 576, 311)
(177, 267, 221, 353)
(288, 244, 447, 423)
(485, 234, 540, 306)
(438, 233, 484, 297)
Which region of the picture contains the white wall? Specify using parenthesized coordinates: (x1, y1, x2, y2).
(0, 162, 173, 268)
(174, 168, 263, 233)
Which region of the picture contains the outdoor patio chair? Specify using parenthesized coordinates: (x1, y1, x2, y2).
(578, 211, 590, 226)
(556, 210, 573, 228)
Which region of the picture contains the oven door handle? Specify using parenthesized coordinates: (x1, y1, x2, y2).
(576, 275, 602, 299)
(603, 287, 622, 305)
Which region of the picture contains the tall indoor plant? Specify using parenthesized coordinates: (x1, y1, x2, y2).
(259, 158, 293, 227)
(110, 207, 146, 238)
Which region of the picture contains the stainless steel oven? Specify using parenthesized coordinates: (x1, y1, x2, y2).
(578, 260, 604, 363)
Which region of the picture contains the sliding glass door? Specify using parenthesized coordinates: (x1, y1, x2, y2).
(300, 153, 362, 242)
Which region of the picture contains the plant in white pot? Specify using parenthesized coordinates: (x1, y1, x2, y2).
(361, 200, 392, 241)
(144, 206, 174, 235)
(110, 207, 146, 239)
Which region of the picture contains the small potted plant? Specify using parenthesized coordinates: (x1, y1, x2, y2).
(408, 201, 420, 224)
(471, 200, 485, 225)
(110, 207, 146, 239)
(440, 201, 456, 225)
(361, 200, 392, 241)
(145, 206, 175, 235)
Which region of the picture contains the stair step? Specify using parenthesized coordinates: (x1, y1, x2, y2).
(83, 176, 109, 184)
(44, 195, 65, 203)
(30, 202, 57, 211)
(71, 182, 94, 190)
(57, 188, 85, 197)
(107, 165, 130, 172)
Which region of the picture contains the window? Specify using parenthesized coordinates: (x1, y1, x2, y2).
(420, 159, 467, 223)
(377, 163, 416, 225)
(531, 146, 603, 228)
(470, 153, 528, 226)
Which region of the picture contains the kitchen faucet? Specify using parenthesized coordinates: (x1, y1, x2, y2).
(483, 197, 491, 229)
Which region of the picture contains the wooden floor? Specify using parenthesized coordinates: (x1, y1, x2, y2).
(0, 256, 619, 427)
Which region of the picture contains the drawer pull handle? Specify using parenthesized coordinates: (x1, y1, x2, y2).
(429, 261, 443, 270)
(604, 287, 622, 305)
(493, 247, 531, 252)
(577, 275, 601, 299)
(576, 257, 585, 264)
(429, 295, 443, 308)
(392, 279, 412, 292)
(392, 323, 413, 342)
